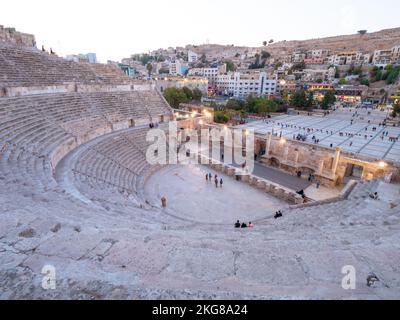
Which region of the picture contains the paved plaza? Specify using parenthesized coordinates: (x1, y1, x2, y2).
(145, 164, 288, 224)
(236, 108, 400, 162)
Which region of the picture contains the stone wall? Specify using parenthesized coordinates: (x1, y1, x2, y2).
(197, 154, 304, 205)
(2, 83, 153, 98)
(258, 134, 400, 186)
(0, 25, 36, 47)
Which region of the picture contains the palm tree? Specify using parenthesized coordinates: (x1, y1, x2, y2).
(263, 41, 267, 47)
(146, 63, 153, 78)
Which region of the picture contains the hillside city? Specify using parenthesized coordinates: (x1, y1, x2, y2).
(111, 28, 400, 122)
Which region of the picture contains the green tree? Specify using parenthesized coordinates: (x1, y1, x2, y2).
(182, 87, 193, 100)
(192, 88, 203, 101)
(200, 54, 207, 64)
(335, 67, 340, 79)
(225, 99, 243, 110)
(290, 90, 308, 109)
(146, 63, 153, 77)
(306, 91, 314, 109)
(262, 41, 267, 47)
(255, 98, 278, 116)
(140, 54, 153, 66)
(338, 78, 348, 85)
(282, 90, 290, 104)
(225, 60, 236, 72)
(261, 51, 271, 60)
(360, 79, 370, 86)
(163, 88, 189, 108)
(214, 111, 230, 124)
(386, 67, 400, 85)
(321, 91, 336, 110)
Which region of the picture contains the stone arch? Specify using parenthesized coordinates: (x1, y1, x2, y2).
(269, 157, 281, 168)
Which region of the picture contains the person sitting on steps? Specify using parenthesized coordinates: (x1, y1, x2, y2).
(274, 211, 283, 219)
(234, 220, 241, 228)
(241, 222, 248, 228)
(369, 192, 379, 200)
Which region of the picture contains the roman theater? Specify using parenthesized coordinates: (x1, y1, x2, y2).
(1, 28, 400, 300)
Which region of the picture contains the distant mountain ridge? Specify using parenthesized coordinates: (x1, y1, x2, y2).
(185, 27, 400, 60)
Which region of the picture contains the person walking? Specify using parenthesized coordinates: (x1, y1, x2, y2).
(206, 173, 209, 182)
(215, 177, 219, 188)
(220, 178, 223, 188)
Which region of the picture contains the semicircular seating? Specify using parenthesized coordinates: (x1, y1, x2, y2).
(1, 40, 400, 300)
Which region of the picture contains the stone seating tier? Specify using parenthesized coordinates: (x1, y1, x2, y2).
(0, 43, 132, 87)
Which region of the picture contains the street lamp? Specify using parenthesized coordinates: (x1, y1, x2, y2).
(378, 161, 386, 168)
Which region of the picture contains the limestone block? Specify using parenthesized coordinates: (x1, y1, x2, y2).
(256, 180, 266, 189)
(226, 167, 235, 176)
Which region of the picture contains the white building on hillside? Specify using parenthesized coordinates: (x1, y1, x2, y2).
(188, 50, 198, 63)
(216, 72, 277, 99)
(187, 64, 227, 85)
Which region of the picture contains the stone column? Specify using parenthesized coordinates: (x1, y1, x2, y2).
(283, 145, 289, 161)
(318, 160, 324, 175)
(294, 150, 299, 165)
(265, 132, 272, 156)
(331, 147, 341, 176)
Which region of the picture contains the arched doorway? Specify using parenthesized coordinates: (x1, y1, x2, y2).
(344, 163, 364, 179)
(270, 157, 280, 168)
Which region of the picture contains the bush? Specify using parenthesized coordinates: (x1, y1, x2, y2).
(214, 111, 230, 124)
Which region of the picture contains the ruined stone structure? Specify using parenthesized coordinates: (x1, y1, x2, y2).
(0, 25, 36, 47)
(259, 133, 399, 186)
(1, 28, 400, 300)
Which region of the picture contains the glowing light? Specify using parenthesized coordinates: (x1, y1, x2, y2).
(280, 138, 287, 144)
(199, 120, 204, 125)
(378, 161, 386, 168)
(223, 125, 228, 130)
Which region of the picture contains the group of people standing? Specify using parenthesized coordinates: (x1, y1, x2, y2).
(206, 172, 223, 188)
(234, 220, 253, 229)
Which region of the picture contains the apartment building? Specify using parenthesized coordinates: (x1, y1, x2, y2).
(156, 76, 208, 94)
(328, 52, 358, 66)
(302, 68, 336, 82)
(292, 51, 307, 63)
(372, 49, 393, 65)
(216, 72, 277, 99)
(308, 49, 331, 59)
(169, 60, 189, 76)
(392, 45, 400, 64)
(188, 50, 199, 63)
(187, 64, 227, 85)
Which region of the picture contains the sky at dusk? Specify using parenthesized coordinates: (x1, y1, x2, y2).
(1, 0, 399, 62)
